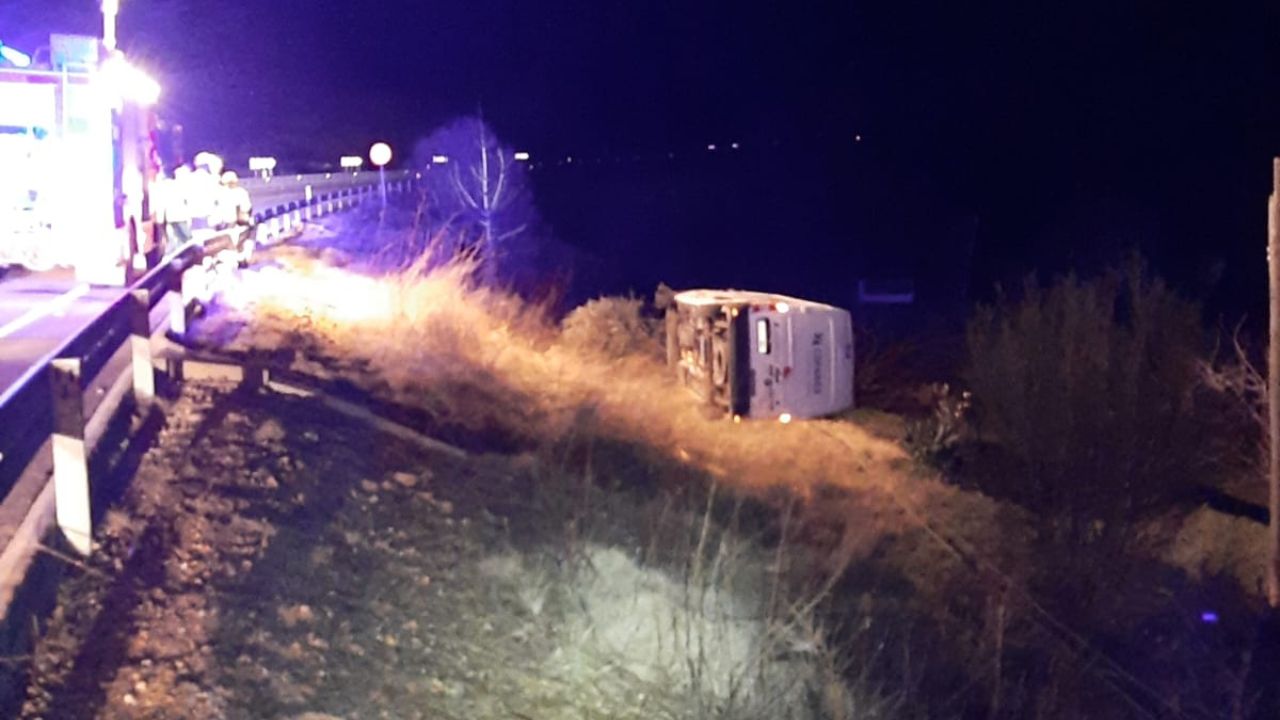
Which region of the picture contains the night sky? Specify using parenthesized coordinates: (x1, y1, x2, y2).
(4, 1, 1280, 310)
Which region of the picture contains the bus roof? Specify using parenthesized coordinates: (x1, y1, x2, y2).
(672, 288, 842, 312)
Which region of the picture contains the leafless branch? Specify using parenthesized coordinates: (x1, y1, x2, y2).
(1199, 321, 1268, 434)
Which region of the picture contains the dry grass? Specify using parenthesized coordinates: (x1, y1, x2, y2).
(191, 235, 1063, 717)
(213, 219, 1280, 717)
(222, 244, 1035, 612)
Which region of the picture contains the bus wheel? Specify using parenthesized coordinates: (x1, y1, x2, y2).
(711, 339, 729, 388)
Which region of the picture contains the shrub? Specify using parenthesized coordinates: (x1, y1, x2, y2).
(560, 295, 662, 360)
(964, 259, 1208, 583)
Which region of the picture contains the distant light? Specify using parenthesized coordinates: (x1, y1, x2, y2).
(339, 155, 364, 169)
(566, 156, 573, 163)
(0, 43, 32, 68)
(1201, 611, 1219, 624)
(732, 415, 741, 424)
(431, 154, 449, 164)
(707, 144, 717, 151)
(513, 151, 530, 161)
(731, 142, 740, 150)
(855, 134, 863, 142)
(779, 413, 793, 424)
(248, 156, 277, 172)
(775, 302, 790, 314)
(369, 142, 392, 167)
(415, 172, 422, 179)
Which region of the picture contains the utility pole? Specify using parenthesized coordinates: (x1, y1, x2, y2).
(1268, 157, 1280, 608)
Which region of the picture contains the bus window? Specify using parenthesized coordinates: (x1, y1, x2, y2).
(756, 318, 771, 354)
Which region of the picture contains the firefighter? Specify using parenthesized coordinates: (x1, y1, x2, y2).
(188, 151, 223, 232)
(220, 170, 257, 266)
(160, 165, 193, 248)
(219, 171, 252, 228)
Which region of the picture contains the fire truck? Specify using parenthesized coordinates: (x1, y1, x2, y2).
(665, 289, 855, 420)
(0, 33, 165, 285)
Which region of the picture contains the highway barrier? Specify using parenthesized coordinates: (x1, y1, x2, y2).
(246, 170, 415, 245)
(0, 172, 414, 711)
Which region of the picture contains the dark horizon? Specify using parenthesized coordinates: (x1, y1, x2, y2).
(4, 0, 1280, 315)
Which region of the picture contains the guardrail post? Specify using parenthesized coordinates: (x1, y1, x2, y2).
(170, 269, 188, 336)
(129, 289, 155, 404)
(50, 358, 92, 556)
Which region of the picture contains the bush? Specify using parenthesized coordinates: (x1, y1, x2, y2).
(560, 295, 662, 360)
(964, 260, 1207, 578)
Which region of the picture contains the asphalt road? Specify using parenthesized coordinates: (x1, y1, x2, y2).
(0, 270, 118, 399)
(0, 171, 412, 404)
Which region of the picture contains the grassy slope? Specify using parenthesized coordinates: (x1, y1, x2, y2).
(210, 235, 1036, 634)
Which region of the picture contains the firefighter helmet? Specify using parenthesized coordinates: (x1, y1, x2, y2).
(193, 151, 223, 175)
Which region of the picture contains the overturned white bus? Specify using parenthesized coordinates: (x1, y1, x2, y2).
(664, 289, 854, 420)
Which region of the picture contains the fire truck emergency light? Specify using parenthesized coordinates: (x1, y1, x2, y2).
(0, 42, 32, 68)
(100, 54, 160, 106)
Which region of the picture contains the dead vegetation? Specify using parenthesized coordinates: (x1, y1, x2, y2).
(196, 228, 1048, 715)
(30, 213, 1267, 717)
(17, 379, 918, 719)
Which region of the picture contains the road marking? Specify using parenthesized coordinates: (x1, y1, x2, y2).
(0, 284, 92, 340)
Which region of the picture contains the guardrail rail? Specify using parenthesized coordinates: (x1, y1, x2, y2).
(0, 171, 414, 712)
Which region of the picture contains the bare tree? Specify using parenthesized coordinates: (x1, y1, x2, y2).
(414, 116, 537, 284)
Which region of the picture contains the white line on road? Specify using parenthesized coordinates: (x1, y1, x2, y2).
(0, 284, 92, 340)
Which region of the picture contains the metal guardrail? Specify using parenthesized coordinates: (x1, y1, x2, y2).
(0, 172, 416, 560)
(247, 170, 415, 243)
(0, 241, 189, 550)
(0, 171, 415, 713)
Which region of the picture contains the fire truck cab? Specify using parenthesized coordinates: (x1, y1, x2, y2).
(0, 33, 164, 285)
